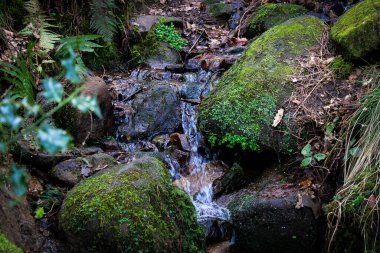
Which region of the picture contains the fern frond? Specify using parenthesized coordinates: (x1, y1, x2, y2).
(0, 57, 36, 102)
(21, 0, 60, 51)
(56, 35, 102, 57)
(89, 0, 118, 42)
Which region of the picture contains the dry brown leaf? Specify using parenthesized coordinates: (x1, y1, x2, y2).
(272, 108, 284, 127)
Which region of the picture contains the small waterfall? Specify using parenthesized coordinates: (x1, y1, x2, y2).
(179, 99, 230, 222)
(115, 70, 231, 229)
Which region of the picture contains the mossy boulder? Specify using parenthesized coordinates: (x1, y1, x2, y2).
(198, 16, 326, 152)
(0, 234, 23, 253)
(331, 0, 380, 59)
(245, 3, 307, 38)
(59, 156, 204, 252)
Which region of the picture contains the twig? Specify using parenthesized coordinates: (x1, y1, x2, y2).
(188, 30, 204, 53)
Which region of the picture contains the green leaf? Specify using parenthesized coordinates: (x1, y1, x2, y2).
(10, 164, 29, 197)
(301, 144, 312, 157)
(41, 78, 63, 103)
(37, 124, 72, 155)
(34, 207, 45, 219)
(61, 48, 81, 84)
(301, 157, 312, 168)
(21, 98, 40, 117)
(314, 153, 326, 161)
(0, 99, 23, 130)
(71, 95, 102, 118)
(325, 122, 334, 136)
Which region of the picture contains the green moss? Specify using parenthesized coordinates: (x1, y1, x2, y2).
(59, 157, 204, 252)
(330, 56, 353, 78)
(246, 3, 307, 38)
(207, 3, 231, 18)
(0, 233, 23, 253)
(331, 0, 380, 59)
(131, 25, 161, 65)
(198, 16, 326, 152)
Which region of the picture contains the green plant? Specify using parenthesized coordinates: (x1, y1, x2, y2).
(0, 56, 36, 103)
(20, 0, 61, 52)
(329, 56, 353, 78)
(0, 233, 23, 253)
(89, 0, 118, 42)
(328, 67, 380, 252)
(34, 206, 45, 219)
(300, 143, 326, 167)
(56, 34, 103, 76)
(154, 22, 186, 51)
(0, 48, 101, 202)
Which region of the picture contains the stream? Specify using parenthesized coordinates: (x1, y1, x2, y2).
(114, 68, 232, 239)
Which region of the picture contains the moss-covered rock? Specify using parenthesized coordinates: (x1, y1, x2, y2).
(198, 16, 326, 152)
(331, 0, 380, 59)
(59, 156, 204, 252)
(0, 233, 23, 253)
(245, 3, 307, 38)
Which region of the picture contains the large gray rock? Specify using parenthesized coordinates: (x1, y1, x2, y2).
(132, 15, 183, 37)
(50, 153, 117, 186)
(146, 42, 182, 70)
(217, 168, 323, 253)
(117, 84, 181, 141)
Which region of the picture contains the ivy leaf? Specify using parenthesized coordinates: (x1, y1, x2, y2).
(301, 157, 312, 168)
(37, 124, 72, 155)
(314, 153, 326, 162)
(21, 98, 40, 117)
(61, 48, 81, 84)
(10, 164, 29, 197)
(0, 99, 22, 130)
(41, 78, 63, 103)
(301, 144, 312, 157)
(34, 207, 45, 219)
(71, 95, 102, 118)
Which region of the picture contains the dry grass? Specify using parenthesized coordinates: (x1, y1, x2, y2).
(327, 66, 380, 252)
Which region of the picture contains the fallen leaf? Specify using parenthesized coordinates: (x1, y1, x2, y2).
(272, 108, 284, 127)
(367, 194, 377, 209)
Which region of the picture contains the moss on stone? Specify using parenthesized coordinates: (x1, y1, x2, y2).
(331, 0, 380, 59)
(59, 156, 204, 252)
(330, 56, 353, 78)
(0, 233, 23, 253)
(246, 3, 307, 38)
(198, 16, 326, 152)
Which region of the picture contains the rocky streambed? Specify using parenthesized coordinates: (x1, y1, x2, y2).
(2, 0, 380, 252)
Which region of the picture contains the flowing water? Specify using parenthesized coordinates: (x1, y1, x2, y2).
(179, 101, 230, 222)
(115, 70, 231, 226)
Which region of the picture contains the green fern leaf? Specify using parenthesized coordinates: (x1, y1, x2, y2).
(89, 0, 117, 42)
(0, 57, 36, 102)
(56, 35, 102, 57)
(21, 0, 60, 52)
